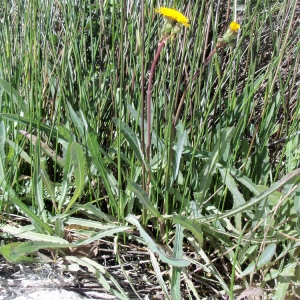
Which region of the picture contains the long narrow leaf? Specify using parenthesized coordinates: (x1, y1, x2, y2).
(241, 244, 277, 276)
(127, 179, 162, 219)
(87, 131, 118, 212)
(127, 104, 164, 151)
(149, 250, 172, 300)
(33, 137, 47, 223)
(170, 128, 187, 188)
(59, 140, 73, 211)
(20, 130, 64, 167)
(66, 256, 131, 300)
(65, 142, 86, 212)
(126, 215, 190, 267)
(9, 197, 53, 235)
(67, 101, 85, 136)
(0, 79, 28, 114)
(172, 215, 203, 247)
(171, 224, 184, 300)
(74, 226, 131, 246)
(198, 168, 300, 223)
(198, 127, 235, 203)
(113, 117, 149, 170)
(40, 161, 57, 209)
(0, 114, 64, 139)
(0, 121, 6, 181)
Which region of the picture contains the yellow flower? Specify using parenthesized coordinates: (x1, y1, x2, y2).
(221, 21, 241, 45)
(154, 7, 190, 28)
(229, 21, 240, 32)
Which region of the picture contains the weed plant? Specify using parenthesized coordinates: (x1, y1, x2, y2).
(0, 0, 299, 299)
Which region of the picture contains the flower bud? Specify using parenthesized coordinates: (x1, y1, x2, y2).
(222, 22, 240, 44)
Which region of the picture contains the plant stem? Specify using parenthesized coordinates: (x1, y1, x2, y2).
(145, 37, 168, 193)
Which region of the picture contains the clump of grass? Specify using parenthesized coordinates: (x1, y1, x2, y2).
(0, 0, 299, 299)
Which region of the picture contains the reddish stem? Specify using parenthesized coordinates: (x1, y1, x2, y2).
(145, 37, 167, 192)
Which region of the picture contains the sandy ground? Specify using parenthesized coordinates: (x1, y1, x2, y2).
(0, 289, 119, 300)
(0, 259, 118, 300)
(0, 290, 87, 300)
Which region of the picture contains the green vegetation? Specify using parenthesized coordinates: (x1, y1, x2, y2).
(0, 0, 299, 299)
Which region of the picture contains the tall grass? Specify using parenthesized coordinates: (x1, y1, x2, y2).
(0, 0, 299, 298)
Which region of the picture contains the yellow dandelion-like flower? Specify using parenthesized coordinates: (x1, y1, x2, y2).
(221, 21, 241, 45)
(155, 7, 190, 28)
(229, 21, 240, 32)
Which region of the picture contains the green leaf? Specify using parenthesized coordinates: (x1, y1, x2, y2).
(171, 224, 184, 300)
(172, 215, 203, 248)
(66, 256, 131, 300)
(286, 133, 300, 172)
(58, 140, 73, 212)
(9, 197, 54, 234)
(80, 203, 115, 223)
(0, 243, 21, 262)
(40, 160, 57, 206)
(87, 131, 118, 212)
(0, 121, 6, 181)
(255, 185, 285, 206)
(0, 114, 64, 140)
(65, 142, 86, 212)
(227, 164, 261, 195)
(198, 127, 235, 203)
(67, 101, 85, 136)
(170, 128, 187, 188)
(183, 146, 210, 159)
(20, 130, 64, 167)
(0, 242, 48, 263)
(0, 128, 52, 233)
(253, 146, 270, 185)
(55, 219, 65, 238)
(126, 215, 190, 267)
(241, 243, 277, 276)
(14, 241, 71, 254)
(113, 117, 149, 170)
(1, 224, 62, 243)
(217, 163, 245, 230)
(217, 163, 245, 207)
(127, 179, 162, 220)
(0, 79, 28, 114)
(33, 139, 47, 222)
(149, 251, 172, 300)
(57, 125, 71, 141)
(6, 138, 32, 164)
(273, 262, 297, 300)
(74, 225, 131, 246)
(260, 92, 281, 148)
(65, 217, 115, 229)
(198, 167, 300, 223)
(294, 185, 300, 214)
(127, 104, 164, 152)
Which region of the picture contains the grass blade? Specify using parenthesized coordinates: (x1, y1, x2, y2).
(126, 214, 190, 267)
(66, 256, 131, 300)
(113, 117, 148, 170)
(87, 130, 118, 212)
(241, 243, 277, 276)
(65, 141, 86, 212)
(0, 79, 28, 114)
(171, 224, 184, 300)
(127, 179, 162, 219)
